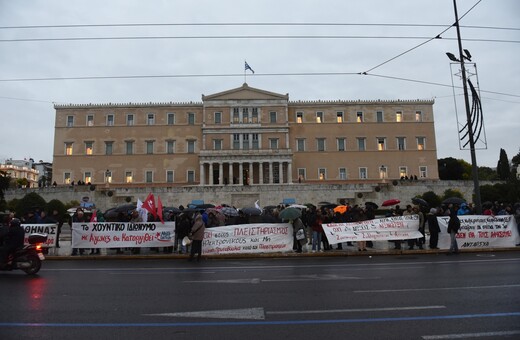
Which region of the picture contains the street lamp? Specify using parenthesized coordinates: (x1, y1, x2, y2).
(446, 0, 482, 214)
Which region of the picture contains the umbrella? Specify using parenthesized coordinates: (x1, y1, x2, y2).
(241, 207, 262, 216)
(321, 203, 338, 210)
(163, 206, 182, 214)
(279, 207, 302, 220)
(206, 208, 225, 224)
(411, 197, 429, 207)
(113, 203, 137, 213)
(220, 206, 239, 216)
(288, 204, 308, 209)
(365, 202, 379, 209)
(191, 203, 215, 209)
(318, 201, 334, 206)
(442, 197, 466, 205)
(382, 199, 401, 207)
(333, 205, 348, 214)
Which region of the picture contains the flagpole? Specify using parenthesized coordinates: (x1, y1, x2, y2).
(244, 60, 247, 83)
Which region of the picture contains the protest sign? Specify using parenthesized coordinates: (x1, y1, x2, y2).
(22, 224, 58, 248)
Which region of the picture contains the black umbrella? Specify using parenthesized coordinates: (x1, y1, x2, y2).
(321, 203, 338, 210)
(442, 197, 466, 205)
(163, 206, 182, 214)
(412, 197, 429, 207)
(318, 201, 334, 206)
(241, 207, 262, 216)
(114, 203, 137, 213)
(279, 207, 302, 220)
(365, 202, 379, 209)
(192, 203, 215, 209)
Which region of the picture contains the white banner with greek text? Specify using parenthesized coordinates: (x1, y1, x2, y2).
(437, 215, 519, 249)
(72, 222, 175, 248)
(22, 224, 58, 248)
(202, 223, 294, 255)
(322, 215, 422, 244)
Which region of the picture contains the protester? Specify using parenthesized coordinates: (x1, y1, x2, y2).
(71, 208, 87, 256)
(426, 208, 441, 249)
(189, 213, 205, 262)
(311, 210, 324, 253)
(447, 205, 461, 255)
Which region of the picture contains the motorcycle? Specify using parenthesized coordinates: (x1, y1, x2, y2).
(1, 233, 48, 275)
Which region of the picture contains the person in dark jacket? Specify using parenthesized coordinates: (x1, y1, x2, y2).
(447, 206, 461, 254)
(0, 218, 25, 266)
(426, 208, 441, 249)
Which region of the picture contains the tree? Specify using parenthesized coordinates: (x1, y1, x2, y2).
(421, 191, 441, 208)
(497, 148, 511, 180)
(512, 148, 520, 167)
(438, 157, 465, 180)
(15, 192, 47, 217)
(442, 189, 464, 201)
(478, 166, 499, 181)
(46, 199, 66, 216)
(0, 170, 11, 200)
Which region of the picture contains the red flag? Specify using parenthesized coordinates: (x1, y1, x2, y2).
(90, 210, 97, 222)
(157, 196, 164, 223)
(141, 193, 157, 219)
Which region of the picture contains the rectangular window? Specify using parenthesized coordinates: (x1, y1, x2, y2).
(167, 113, 175, 125)
(317, 138, 326, 151)
(377, 137, 386, 151)
(105, 141, 113, 155)
(106, 114, 114, 126)
(147, 113, 155, 125)
(376, 111, 384, 123)
(269, 138, 279, 150)
(318, 168, 327, 180)
(415, 111, 423, 122)
(188, 112, 195, 125)
(296, 112, 303, 123)
(397, 137, 406, 151)
(127, 114, 134, 126)
(166, 140, 175, 154)
(270, 111, 277, 123)
(298, 168, 306, 181)
(359, 167, 367, 179)
(84, 172, 92, 184)
(187, 140, 195, 153)
(187, 170, 195, 183)
(233, 108, 240, 123)
(213, 139, 222, 150)
(242, 108, 249, 123)
(417, 137, 426, 150)
(337, 138, 346, 151)
(65, 142, 73, 155)
(125, 171, 133, 183)
(419, 166, 427, 178)
(85, 141, 94, 155)
(166, 170, 174, 183)
(357, 138, 366, 151)
(105, 170, 112, 183)
(252, 108, 259, 123)
(87, 115, 94, 126)
(339, 168, 347, 180)
(145, 171, 153, 183)
(336, 111, 344, 123)
(396, 111, 403, 122)
(125, 141, 134, 155)
(66, 116, 74, 127)
(379, 166, 388, 179)
(214, 112, 222, 124)
(296, 138, 305, 152)
(316, 111, 324, 123)
(64, 172, 71, 184)
(146, 141, 154, 154)
(399, 166, 408, 178)
(252, 133, 259, 149)
(242, 134, 250, 150)
(356, 111, 364, 123)
(233, 134, 240, 149)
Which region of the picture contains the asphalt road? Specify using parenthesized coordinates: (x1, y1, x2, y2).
(1, 253, 519, 340)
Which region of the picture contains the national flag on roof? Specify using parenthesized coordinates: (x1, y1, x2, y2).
(245, 61, 255, 74)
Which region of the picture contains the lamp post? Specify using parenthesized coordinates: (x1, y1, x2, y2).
(447, 0, 482, 214)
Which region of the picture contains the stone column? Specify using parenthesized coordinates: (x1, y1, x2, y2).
(209, 163, 214, 186)
(219, 163, 224, 185)
(287, 161, 293, 184)
(229, 162, 234, 185)
(259, 162, 264, 185)
(199, 163, 205, 186)
(269, 162, 273, 184)
(239, 163, 244, 185)
(249, 162, 253, 185)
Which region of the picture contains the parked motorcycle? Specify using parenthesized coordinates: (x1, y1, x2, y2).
(1, 233, 48, 275)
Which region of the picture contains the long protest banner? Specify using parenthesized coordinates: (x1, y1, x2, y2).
(72, 222, 175, 248)
(22, 224, 58, 248)
(437, 215, 519, 249)
(322, 215, 422, 244)
(203, 223, 293, 255)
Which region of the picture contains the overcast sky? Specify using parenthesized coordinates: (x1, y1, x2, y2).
(0, 0, 518, 168)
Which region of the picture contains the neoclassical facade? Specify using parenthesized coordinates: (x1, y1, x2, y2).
(52, 83, 439, 186)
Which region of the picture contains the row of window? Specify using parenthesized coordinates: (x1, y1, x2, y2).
(66, 135, 426, 155)
(64, 165, 429, 185)
(65, 109, 424, 127)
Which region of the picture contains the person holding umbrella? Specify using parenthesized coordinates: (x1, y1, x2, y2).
(447, 205, 461, 255)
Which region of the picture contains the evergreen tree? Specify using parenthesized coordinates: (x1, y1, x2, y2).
(496, 148, 511, 180)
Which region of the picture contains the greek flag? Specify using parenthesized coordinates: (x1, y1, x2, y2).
(245, 61, 255, 74)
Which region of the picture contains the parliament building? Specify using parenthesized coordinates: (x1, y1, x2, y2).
(52, 83, 439, 187)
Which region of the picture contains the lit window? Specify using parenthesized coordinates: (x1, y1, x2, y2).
(296, 112, 303, 123)
(125, 171, 133, 183)
(336, 112, 344, 123)
(64, 172, 71, 184)
(252, 108, 259, 123)
(316, 112, 323, 123)
(379, 166, 387, 179)
(356, 112, 363, 122)
(396, 111, 403, 122)
(417, 137, 425, 150)
(87, 115, 94, 126)
(399, 167, 407, 178)
(377, 137, 386, 151)
(85, 142, 94, 155)
(298, 168, 306, 181)
(65, 142, 73, 155)
(233, 108, 240, 123)
(243, 109, 249, 123)
(318, 168, 326, 180)
(84, 172, 92, 184)
(415, 111, 423, 122)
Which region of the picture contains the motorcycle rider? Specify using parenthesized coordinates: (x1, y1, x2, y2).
(0, 218, 25, 267)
